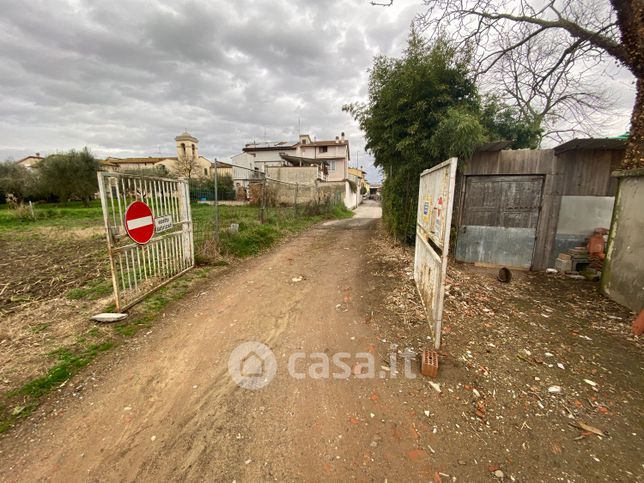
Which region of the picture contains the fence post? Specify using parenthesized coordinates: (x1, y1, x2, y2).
(294, 182, 299, 215)
(315, 180, 319, 206)
(260, 176, 267, 224)
(213, 159, 220, 243)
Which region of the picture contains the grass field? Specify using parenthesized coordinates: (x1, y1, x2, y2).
(0, 198, 352, 433)
(1, 200, 352, 258)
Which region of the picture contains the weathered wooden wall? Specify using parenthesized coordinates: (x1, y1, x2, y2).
(454, 147, 624, 270)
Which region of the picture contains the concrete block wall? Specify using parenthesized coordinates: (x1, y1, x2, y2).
(601, 168, 644, 312)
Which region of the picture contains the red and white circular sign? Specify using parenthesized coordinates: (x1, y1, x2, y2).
(124, 201, 155, 244)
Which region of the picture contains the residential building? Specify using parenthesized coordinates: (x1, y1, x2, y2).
(347, 166, 368, 194)
(100, 131, 214, 179)
(294, 133, 350, 181)
(16, 153, 44, 170)
(231, 132, 351, 183)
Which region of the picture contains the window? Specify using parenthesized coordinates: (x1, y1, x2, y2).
(330, 160, 336, 171)
(181, 143, 186, 156)
(204, 168, 208, 176)
(192, 145, 196, 158)
(319, 146, 328, 153)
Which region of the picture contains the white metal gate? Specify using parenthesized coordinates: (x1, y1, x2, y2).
(414, 158, 457, 349)
(97, 172, 194, 311)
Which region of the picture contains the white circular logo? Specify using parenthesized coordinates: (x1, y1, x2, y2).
(227, 341, 277, 390)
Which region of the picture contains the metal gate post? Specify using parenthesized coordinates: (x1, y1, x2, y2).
(97, 172, 123, 312)
(178, 178, 194, 266)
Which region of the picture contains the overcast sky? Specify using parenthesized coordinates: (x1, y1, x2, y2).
(0, 0, 636, 184)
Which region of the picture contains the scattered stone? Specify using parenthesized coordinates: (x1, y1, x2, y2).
(90, 313, 127, 323)
(428, 381, 441, 393)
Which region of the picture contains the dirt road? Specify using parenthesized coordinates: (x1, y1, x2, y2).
(1, 200, 642, 482)
(1, 201, 433, 481)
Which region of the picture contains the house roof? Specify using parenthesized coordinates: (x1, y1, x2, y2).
(303, 140, 349, 147)
(16, 155, 44, 163)
(243, 141, 298, 152)
(213, 160, 232, 168)
(554, 137, 627, 155)
(347, 166, 366, 175)
(175, 131, 198, 143)
(103, 156, 178, 164)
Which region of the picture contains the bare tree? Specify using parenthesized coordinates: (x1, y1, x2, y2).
(487, 25, 611, 144)
(174, 153, 199, 179)
(374, 0, 642, 167)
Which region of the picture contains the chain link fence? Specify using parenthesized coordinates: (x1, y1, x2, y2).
(189, 162, 347, 263)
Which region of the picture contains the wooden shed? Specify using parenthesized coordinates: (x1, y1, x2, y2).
(453, 138, 625, 271)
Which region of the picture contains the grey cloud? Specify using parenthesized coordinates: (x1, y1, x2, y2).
(0, 0, 635, 182)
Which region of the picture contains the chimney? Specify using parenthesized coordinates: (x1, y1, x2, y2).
(335, 136, 339, 144)
(340, 132, 345, 142)
(35, 152, 40, 157)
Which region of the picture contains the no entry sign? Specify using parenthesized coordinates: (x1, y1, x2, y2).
(124, 201, 155, 244)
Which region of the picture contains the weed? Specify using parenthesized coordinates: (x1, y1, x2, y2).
(30, 323, 50, 333)
(66, 279, 113, 301)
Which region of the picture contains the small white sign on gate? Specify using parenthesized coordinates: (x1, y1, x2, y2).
(154, 214, 173, 233)
(414, 158, 458, 349)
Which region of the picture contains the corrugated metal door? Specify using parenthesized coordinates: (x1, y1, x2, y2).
(455, 175, 543, 268)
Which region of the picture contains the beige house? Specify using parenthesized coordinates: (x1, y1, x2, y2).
(295, 133, 349, 181)
(100, 131, 219, 179)
(16, 153, 44, 170)
(347, 166, 368, 194)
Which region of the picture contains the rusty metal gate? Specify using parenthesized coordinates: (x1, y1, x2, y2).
(97, 172, 194, 311)
(455, 175, 543, 269)
(414, 158, 458, 349)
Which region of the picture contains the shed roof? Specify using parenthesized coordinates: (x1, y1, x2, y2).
(279, 153, 331, 166)
(475, 140, 512, 152)
(554, 138, 626, 155)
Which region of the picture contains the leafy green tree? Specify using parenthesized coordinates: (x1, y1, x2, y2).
(0, 161, 37, 202)
(189, 174, 235, 201)
(345, 29, 537, 241)
(345, 30, 484, 241)
(479, 96, 542, 149)
(38, 148, 99, 206)
(216, 174, 235, 200)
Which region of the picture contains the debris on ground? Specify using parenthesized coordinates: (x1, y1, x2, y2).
(365, 222, 642, 482)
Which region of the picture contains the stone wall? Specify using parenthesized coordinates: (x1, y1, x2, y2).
(261, 179, 347, 207)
